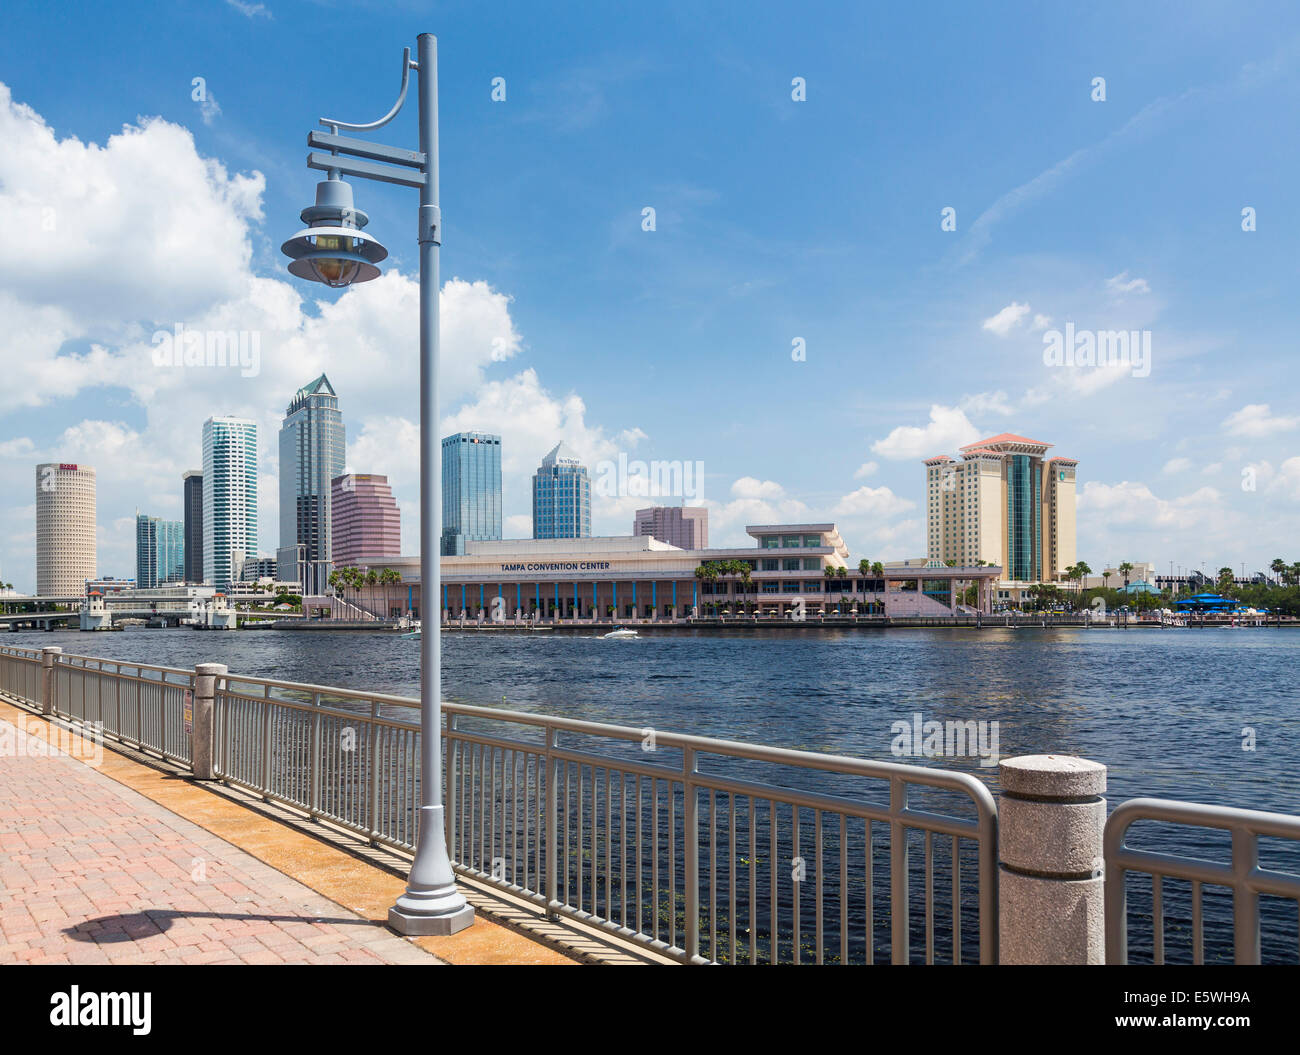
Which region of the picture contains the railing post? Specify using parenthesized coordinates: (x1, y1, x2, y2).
(998, 754, 1107, 964)
(545, 724, 558, 919)
(191, 663, 227, 780)
(309, 691, 322, 817)
(683, 746, 699, 963)
(40, 647, 61, 715)
(444, 713, 458, 862)
(260, 684, 272, 800)
(889, 775, 908, 964)
(369, 699, 382, 843)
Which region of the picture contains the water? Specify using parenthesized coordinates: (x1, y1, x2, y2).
(22, 624, 1299, 811)
(16, 624, 1300, 962)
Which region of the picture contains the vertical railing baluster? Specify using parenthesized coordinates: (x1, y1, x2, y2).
(545, 726, 558, 919)
(890, 778, 908, 965)
(952, 835, 961, 965)
(369, 700, 382, 842)
(309, 692, 321, 817)
(683, 746, 699, 963)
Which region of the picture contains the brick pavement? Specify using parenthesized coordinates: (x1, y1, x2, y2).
(0, 714, 441, 965)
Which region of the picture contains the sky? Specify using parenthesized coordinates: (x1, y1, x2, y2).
(1, 0, 1298, 592)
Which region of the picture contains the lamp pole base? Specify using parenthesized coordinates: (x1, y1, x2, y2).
(388, 900, 475, 936)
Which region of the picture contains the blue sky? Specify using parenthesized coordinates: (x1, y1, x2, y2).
(1, 0, 1299, 591)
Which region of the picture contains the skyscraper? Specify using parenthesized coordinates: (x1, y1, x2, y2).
(633, 506, 708, 549)
(532, 442, 591, 540)
(183, 470, 203, 582)
(923, 433, 1077, 582)
(277, 375, 345, 595)
(441, 432, 501, 555)
(332, 474, 402, 566)
(135, 513, 184, 588)
(202, 417, 258, 589)
(35, 462, 96, 595)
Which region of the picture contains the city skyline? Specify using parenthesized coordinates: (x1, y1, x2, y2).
(1, 4, 1299, 592)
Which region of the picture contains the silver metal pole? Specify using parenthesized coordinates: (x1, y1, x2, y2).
(388, 32, 473, 935)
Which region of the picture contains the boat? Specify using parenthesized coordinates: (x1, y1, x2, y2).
(603, 626, 639, 639)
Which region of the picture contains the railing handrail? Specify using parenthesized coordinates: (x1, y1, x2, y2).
(214, 674, 994, 810)
(1104, 795, 1300, 965)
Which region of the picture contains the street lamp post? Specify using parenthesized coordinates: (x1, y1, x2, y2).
(281, 33, 472, 936)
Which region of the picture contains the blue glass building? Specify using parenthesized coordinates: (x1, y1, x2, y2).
(135, 513, 185, 588)
(202, 416, 258, 589)
(532, 442, 591, 540)
(441, 432, 502, 555)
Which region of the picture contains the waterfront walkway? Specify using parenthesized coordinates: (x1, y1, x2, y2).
(0, 700, 576, 965)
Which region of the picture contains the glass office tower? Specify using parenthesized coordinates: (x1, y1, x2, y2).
(183, 470, 203, 582)
(135, 513, 184, 588)
(277, 375, 345, 595)
(441, 432, 502, 555)
(202, 417, 258, 589)
(532, 442, 591, 539)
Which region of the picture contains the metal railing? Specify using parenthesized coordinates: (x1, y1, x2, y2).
(0, 644, 42, 704)
(1105, 797, 1300, 964)
(209, 671, 998, 964)
(1, 648, 999, 963)
(56, 653, 196, 766)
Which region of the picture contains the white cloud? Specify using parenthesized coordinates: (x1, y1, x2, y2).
(1106, 271, 1151, 296)
(959, 390, 1014, 416)
(730, 477, 784, 500)
(1162, 457, 1192, 474)
(871, 406, 981, 461)
(1265, 457, 1300, 501)
(853, 461, 878, 479)
(832, 486, 915, 518)
(225, 0, 272, 17)
(1031, 313, 1052, 331)
(199, 92, 222, 126)
(981, 302, 1031, 336)
(1077, 480, 1225, 528)
(1222, 404, 1300, 438)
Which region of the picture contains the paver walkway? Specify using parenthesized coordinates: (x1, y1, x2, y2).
(0, 716, 440, 965)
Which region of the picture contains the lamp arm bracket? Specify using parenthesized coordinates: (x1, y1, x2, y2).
(319, 46, 413, 134)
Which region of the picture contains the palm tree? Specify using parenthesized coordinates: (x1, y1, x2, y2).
(1073, 561, 1092, 607)
(1270, 557, 1286, 586)
(1290, 562, 1300, 589)
(1118, 561, 1134, 596)
(738, 560, 753, 614)
(1217, 566, 1235, 596)
(364, 568, 379, 615)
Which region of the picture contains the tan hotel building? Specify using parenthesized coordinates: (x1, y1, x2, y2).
(348, 524, 1002, 620)
(924, 433, 1076, 586)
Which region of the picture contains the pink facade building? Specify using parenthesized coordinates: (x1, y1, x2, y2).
(633, 505, 708, 550)
(331, 473, 402, 566)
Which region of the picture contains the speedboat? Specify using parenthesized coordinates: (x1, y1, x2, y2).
(603, 626, 639, 639)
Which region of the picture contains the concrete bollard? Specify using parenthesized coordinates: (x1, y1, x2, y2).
(998, 754, 1107, 964)
(40, 647, 62, 715)
(191, 663, 228, 780)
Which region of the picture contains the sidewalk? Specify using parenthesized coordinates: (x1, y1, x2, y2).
(0, 702, 577, 965)
(0, 714, 440, 965)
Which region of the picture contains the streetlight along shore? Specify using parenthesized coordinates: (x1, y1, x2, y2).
(281, 33, 473, 936)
